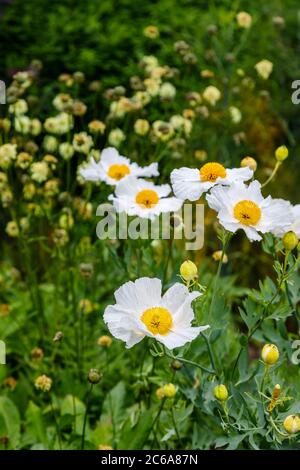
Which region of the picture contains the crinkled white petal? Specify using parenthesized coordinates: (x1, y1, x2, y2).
(157, 325, 209, 350)
(225, 167, 253, 183)
(161, 283, 201, 323)
(292, 204, 300, 237)
(79, 158, 102, 181)
(110, 176, 182, 220)
(100, 147, 130, 169)
(258, 198, 293, 234)
(103, 306, 145, 348)
(171, 168, 205, 201)
(114, 277, 162, 313)
(171, 166, 253, 202)
(131, 161, 159, 178)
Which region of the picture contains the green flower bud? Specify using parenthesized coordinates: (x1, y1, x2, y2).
(88, 368, 102, 384)
(213, 384, 228, 402)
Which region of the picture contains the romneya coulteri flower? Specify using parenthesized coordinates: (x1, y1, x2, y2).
(171, 162, 253, 201)
(79, 147, 159, 185)
(206, 180, 293, 242)
(104, 277, 208, 349)
(108, 175, 183, 220)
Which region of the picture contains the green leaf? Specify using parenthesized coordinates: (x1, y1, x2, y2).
(102, 381, 126, 428)
(61, 395, 86, 435)
(25, 401, 47, 447)
(118, 410, 153, 450)
(0, 396, 21, 449)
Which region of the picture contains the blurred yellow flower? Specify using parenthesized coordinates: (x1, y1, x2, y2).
(143, 25, 159, 39)
(31, 161, 49, 183)
(134, 119, 150, 136)
(236, 11, 252, 28)
(212, 250, 228, 263)
(255, 59, 273, 79)
(35, 375, 52, 392)
(98, 335, 112, 347)
(203, 86, 221, 106)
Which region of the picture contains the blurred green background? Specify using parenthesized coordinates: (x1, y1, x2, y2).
(0, 0, 299, 203)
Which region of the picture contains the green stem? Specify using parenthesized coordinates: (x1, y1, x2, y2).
(165, 352, 215, 375)
(208, 231, 231, 319)
(143, 398, 166, 448)
(171, 407, 182, 447)
(201, 332, 219, 378)
(261, 161, 281, 188)
(50, 396, 62, 450)
(81, 383, 93, 450)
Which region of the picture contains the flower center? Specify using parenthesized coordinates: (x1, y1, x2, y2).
(135, 189, 159, 208)
(107, 164, 130, 180)
(199, 162, 227, 182)
(141, 307, 173, 335)
(233, 200, 261, 226)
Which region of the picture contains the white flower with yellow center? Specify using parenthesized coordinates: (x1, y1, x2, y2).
(104, 277, 209, 349)
(171, 162, 253, 201)
(80, 147, 159, 185)
(109, 176, 182, 220)
(206, 181, 293, 242)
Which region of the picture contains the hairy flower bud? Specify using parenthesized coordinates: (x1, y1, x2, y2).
(282, 231, 298, 251)
(180, 260, 198, 282)
(261, 343, 279, 365)
(283, 415, 300, 434)
(275, 145, 288, 162)
(213, 384, 228, 402)
(240, 156, 257, 172)
(163, 383, 177, 398)
(88, 368, 102, 384)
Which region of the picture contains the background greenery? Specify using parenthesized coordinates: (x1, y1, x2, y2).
(1, 0, 300, 202)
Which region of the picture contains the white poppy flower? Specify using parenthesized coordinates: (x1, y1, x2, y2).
(171, 162, 253, 201)
(109, 176, 183, 220)
(80, 147, 158, 185)
(104, 277, 209, 349)
(206, 180, 293, 242)
(271, 202, 300, 237)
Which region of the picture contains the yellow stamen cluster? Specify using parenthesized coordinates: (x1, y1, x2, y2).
(107, 164, 130, 180)
(233, 200, 261, 226)
(200, 162, 226, 182)
(141, 307, 172, 335)
(135, 189, 159, 208)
